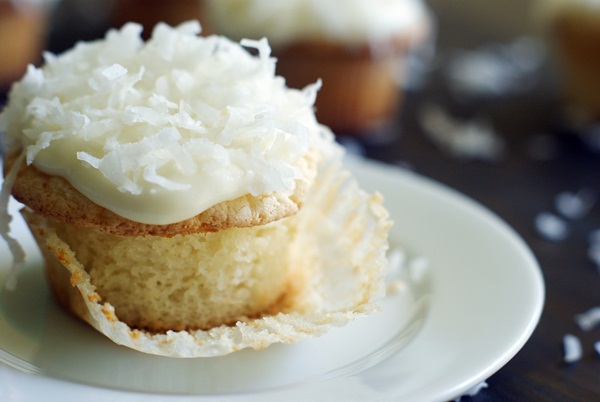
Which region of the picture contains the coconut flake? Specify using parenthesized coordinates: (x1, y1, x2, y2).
(445, 37, 544, 99)
(594, 341, 600, 357)
(419, 103, 506, 162)
(454, 381, 488, 401)
(563, 334, 583, 363)
(241, 37, 272, 60)
(0, 152, 27, 290)
(101, 64, 128, 80)
(555, 189, 596, 220)
(589, 229, 600, 270)
(408, 255, 429, 284)
(534, 212, 569, 241)
(575, 307, 600, 331)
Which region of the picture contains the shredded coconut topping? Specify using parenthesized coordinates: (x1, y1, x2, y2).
(0, 21, 325, 224)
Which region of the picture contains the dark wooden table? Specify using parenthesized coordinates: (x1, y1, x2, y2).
(5, 2, 600, 401)
(363, 82, 600, 401)
(355, 14, 600, 402)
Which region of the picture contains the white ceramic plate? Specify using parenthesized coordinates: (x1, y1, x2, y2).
(0, 158, 544, 402)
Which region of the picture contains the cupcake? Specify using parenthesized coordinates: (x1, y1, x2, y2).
(0, 0, 54, 91)
(110, 0, 210, 38)
(536, 0, 600, 121)
(205, 0, 433, 139)
(0, 21, 391, 357)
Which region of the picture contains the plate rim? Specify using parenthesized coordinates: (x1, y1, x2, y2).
(348, 157, 545, 401)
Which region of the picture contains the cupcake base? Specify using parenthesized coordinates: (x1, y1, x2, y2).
(30, 211, 296, 332)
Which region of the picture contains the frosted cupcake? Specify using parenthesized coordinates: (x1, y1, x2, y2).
(110, 0, 210, 38)
(205, 0, 433, 138)
(536, 0, 600, 121)
(0, 21, 390, 357)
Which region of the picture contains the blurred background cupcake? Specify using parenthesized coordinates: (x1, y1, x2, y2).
(535, 0, 600, 124)
(204, 0, 434, 140)
(109, 0, 209, 38)
(0, 0, 57, 92)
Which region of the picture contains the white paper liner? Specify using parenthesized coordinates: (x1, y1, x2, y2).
(27, 143, 391, 357)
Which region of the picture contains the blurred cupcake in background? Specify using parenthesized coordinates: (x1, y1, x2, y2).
(0, 0, 56, 91)
(205, 0, 434, 139)
(536, 0, 600, 123)
(110, 0, 210, 38)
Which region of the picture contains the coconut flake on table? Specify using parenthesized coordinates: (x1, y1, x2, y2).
(575, 307, 600, 331)
(554, 189, 596, 220)
(534, 211, 569, 241)
(594, 341, 600, 357)
(444, 37, 545, 99)
(563, 333, 583, 363)
(419, 103, 506, 161)
(453, 381, 488, 401)
(586, 229, 600, 271)
(588, 231, 600, 270)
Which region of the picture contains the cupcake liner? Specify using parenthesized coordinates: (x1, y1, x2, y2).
(24, 142, 391, 357)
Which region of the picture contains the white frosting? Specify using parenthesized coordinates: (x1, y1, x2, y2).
(205, 0, 430, 46)
(0, 21, 326, 225)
